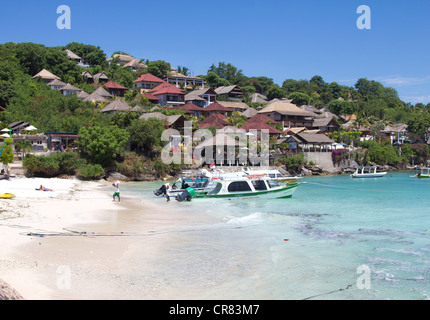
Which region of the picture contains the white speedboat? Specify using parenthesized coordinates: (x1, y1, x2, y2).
(351, 166, 387, 178)
(192, 176, 301, 200)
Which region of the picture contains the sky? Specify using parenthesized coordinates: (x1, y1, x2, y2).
(1, 0, 430, 104)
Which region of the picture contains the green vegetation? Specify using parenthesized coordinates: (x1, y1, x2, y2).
(1, 41, 429, 179)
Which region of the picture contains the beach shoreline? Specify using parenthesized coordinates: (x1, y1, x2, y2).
(0, 176, 219, 300)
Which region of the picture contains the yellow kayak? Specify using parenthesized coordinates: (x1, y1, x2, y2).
(0, 193, 16, 199)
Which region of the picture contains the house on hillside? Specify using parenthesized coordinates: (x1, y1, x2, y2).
(81, 71, 94, 83)
(65, 49, 89, 68)
(147, 82, 185, 106)
(250, 93, 268, 104)
(32, 69, 60, 84)
(134, 73, 164, 91)
(103, 81, 129, 97)
(47, 79, 67, 90)
(60, 83, 82, 96)
(215, 85, 244, 101)
(201, 102, 233, 117)
(171, 103, 204, 118)
(258, 101, 314, 129)
(198, 113, 231, 129)
(93, 72, 109, 84)
(101, 99, 131, 114)
(312, 117, 340, 133)
(294, 132, 335, 151)
(216, 101, 249, 113)
(164, 71, 205, 89)
(184, 88, 217, 108)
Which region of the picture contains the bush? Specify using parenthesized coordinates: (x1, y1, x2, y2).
(277, 153, 304, 171)
(23, 152, 84, 177)
(77, 163, 105, 179)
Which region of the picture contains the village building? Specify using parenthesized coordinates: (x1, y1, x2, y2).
(201, 102, 233, 117)
(184, 88, 217, 108)
(93, 72, 109, 84)
(250, 93, 268, 104)
(32, 69, 60, 84)
(65, 49, 89, 68)
(241, 108, 258, 118)
(215, 85, 244, 101)
(164, 71, 205, 89)
(139, 112, 186, 131)
(123, 59, 147, 71)
(100, 99, 131, 114)
(47, 79, 67, 90)
(171, 103, 204, 118)
(147, 81, 185, 106)
(258, 101, 314, 129)
(81, 71, 94, 83)
(312, 117, 340, 133)
(134, 73, 164, 91)
(283, 132, 335, 152)
(198, 113, 231, 129)
(102, 81, 129, 97)
(216, 101, 249, 113)
(60, 83, 82, 96)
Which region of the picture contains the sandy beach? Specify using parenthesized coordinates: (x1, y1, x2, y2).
(0, 176, 217, 300)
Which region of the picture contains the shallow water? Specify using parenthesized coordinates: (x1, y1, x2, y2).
(120, 172, 430, 300)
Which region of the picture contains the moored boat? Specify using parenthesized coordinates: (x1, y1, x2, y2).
(351, 166, 387, 178)
(192, 176, 301, 200)
(415, 167, 430, 179)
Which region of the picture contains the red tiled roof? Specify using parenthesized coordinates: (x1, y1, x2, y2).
(202, 102, 233, 113)
(103, 81, 129, 90)
(240, 121, 283, 134)
(143, 93, 160, 101)
(134, 73, 164, 83)
(149, 81, 185, 96)
(199, 113, 230, 129)
(247, 113, 277, 124)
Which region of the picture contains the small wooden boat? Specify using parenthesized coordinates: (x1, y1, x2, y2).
(351, 166, 387, 178)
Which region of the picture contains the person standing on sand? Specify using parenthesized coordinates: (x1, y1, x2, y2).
(112, 180, 120, 202)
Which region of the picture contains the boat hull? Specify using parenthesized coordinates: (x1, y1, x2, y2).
(351, 172, 387, 178)
(194, 183, 300, 200)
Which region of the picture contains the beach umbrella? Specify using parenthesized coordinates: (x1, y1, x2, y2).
(1, 133, 10, 138)
(1, 128, 10, 132)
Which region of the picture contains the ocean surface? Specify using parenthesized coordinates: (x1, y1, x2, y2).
(120, 171, 430, 300)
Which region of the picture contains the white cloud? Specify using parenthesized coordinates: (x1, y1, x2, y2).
(376, 75, 430, 86)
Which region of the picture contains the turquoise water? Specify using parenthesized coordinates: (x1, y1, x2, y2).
(121, 172, 430, 300)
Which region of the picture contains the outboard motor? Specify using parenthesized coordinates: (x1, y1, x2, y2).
(154, 184, 167, 196)
(175, 187, 195, 202)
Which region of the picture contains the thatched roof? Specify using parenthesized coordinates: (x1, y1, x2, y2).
(93, 86, 112, 98)
(295, 133, 334, 144)
(65, 49, 81, 60)
(47, 79, 67, 87)
(32, 69, 60, 81)
(259, 101, 313, 117)
(216, 101, 249, 111)
(250, 93, 268, 103)
(241, 108, 258, 118)
(101, 99, 131, 113)
(60, 83, 82, 92)
(77, 91, 90, 99)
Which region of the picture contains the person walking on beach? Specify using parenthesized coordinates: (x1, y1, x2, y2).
(112, 180, 120, 202)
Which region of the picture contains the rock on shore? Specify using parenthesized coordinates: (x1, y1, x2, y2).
(0, 279, 23, 300)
